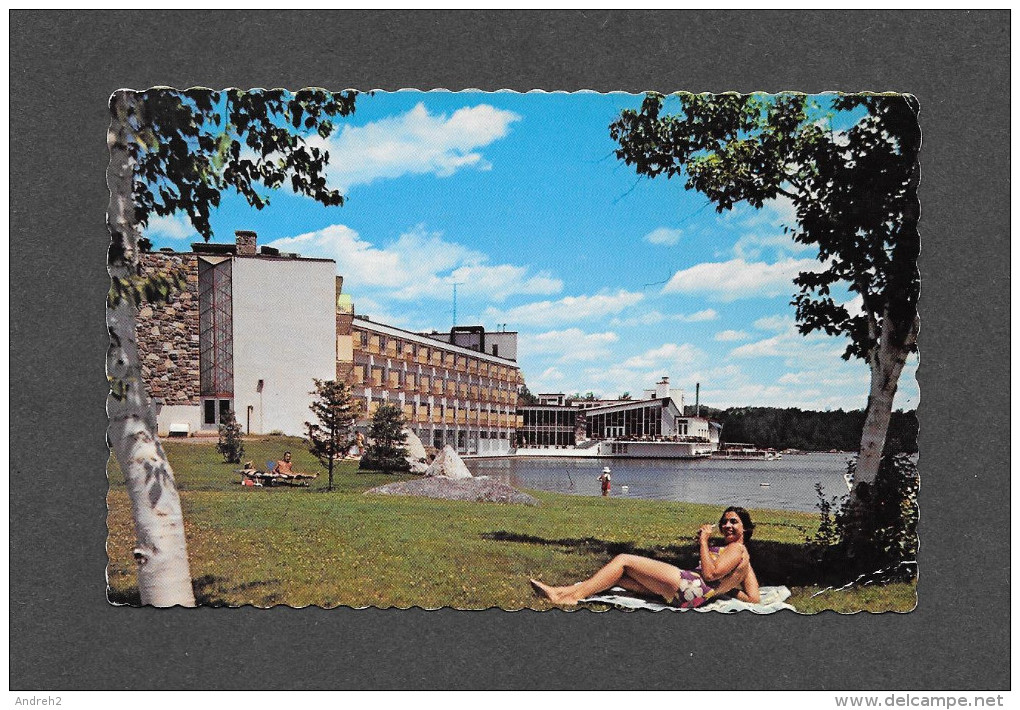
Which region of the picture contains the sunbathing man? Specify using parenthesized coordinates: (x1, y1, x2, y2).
(274, 451, 317, 479)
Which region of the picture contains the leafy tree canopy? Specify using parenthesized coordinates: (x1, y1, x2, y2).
(109, 88, 358, 301)
(610, 92, 919, 363)
(517, 383, 540, 406)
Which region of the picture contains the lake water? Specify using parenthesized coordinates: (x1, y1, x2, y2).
(464, 452, 854, 513)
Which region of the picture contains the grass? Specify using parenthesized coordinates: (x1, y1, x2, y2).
(107, 436, 915, 611)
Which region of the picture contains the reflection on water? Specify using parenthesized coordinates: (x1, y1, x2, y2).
(464, 452, 855, 513)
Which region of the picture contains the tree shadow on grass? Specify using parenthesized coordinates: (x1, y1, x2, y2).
(107, 574, 283, 607)
(483, 531, 825, 587)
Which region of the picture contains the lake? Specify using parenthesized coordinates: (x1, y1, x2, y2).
(464, 452, 855, 513)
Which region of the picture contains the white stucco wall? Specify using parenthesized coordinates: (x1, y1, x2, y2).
(154, 404, 203, 437)
(230, 257, 337, 436)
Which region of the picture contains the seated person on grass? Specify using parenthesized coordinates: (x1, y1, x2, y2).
(274, 451, 317, 479)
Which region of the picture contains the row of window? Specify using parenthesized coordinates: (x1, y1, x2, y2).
(352, 362, 514, 393)
(520, 409, 581, 428)
(354, 329, 514, 379)
(586, 405, 665, 439)
(364, 399, 515, 416)
(424, 429, 510, 452)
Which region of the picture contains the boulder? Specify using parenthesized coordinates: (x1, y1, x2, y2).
(402, 428, 429, 463)
(424, 445, 473, 480)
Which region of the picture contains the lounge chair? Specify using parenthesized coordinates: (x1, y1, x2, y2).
(263, 460, 317, 487)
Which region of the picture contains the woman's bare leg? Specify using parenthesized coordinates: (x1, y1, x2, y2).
(531, 554, 682, 605)
(616, 574, 657, 597)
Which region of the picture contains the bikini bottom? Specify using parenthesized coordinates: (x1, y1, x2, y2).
(668, 569, 719, 609)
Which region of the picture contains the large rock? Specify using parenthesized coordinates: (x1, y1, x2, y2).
(402, 428, 429, 471)
(366, 477, 539, 506)
(424, 445, 472, 480)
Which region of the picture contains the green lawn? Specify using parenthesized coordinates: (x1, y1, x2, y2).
(107, 436, 915, 611)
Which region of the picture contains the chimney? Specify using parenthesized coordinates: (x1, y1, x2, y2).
(695, 382, 700, 417)
(235, 230, 257, 256)
(655, 376, 670, 401)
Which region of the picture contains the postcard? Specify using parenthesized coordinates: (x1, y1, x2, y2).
(107, 88, 918, 612)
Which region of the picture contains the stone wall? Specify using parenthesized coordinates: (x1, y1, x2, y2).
(136, 252, 201, 405)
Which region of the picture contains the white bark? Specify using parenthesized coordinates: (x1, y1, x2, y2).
(854, 308, 919, 492)
(107, 90, 196, 607)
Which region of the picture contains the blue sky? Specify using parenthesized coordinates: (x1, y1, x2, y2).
(142, 90, 919, 412)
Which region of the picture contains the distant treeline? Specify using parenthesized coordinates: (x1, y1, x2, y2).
(692, 406, 918, 454)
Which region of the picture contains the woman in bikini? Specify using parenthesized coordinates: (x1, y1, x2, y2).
(529, 506, 760, 608)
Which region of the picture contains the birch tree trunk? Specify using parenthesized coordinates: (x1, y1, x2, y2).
(107, 90, 196, 607)
(854, 310, 920, 493)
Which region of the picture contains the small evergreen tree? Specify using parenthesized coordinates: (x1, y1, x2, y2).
(216, 410, 245, 464)
(306, 379, 359, 491)
(359, 404, 410, 474)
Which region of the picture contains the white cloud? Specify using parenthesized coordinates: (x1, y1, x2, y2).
(661, 257, 823, 301)
(695, 356, 917, 411)
(735, 195, 798, 231)
(142, 213, 199, 241)
(643, 227, 684, 246)
(732, 231, 814, 260)
(777, 370, 869, 388)
(685, 309, 720, 322)
(753, 314, 794, 332)
(539, 367, 565, 381)
(310, 103, 521, 190)
(518, 329, 619, 363)
(728, 319, 844, 365)
(347, 295, 411, 328)
(714, 330, 750, 342)
(609, 308, 718, 327)
(842, 294, 864, 318)
(711, 196, 815, 260)
(674, 359, 872, 410)
(575, 342, 708, 397)
(484, 290, 644, 327)
(620, 343, 702, 370)
(266, 223, 562, 302)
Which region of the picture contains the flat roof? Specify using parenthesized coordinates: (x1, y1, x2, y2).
(147, 247, 334, 264)
(352, 316, 518, 366)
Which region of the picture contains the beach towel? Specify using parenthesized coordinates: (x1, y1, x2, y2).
(581, 585, 795, 613)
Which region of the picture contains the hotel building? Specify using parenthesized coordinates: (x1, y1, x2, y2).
(136, 230, 523, 451)
(340, 315, 523, 455)
(517, 377, 721, 457)
(135, 231, 338, 437)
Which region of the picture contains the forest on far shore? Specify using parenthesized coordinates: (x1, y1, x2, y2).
(689, 406, 918, 455)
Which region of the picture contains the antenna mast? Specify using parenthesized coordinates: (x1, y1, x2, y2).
(452, 282, 463, 327)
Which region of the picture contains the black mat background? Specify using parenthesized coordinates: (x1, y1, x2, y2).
(9, 10, 1010, 690)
